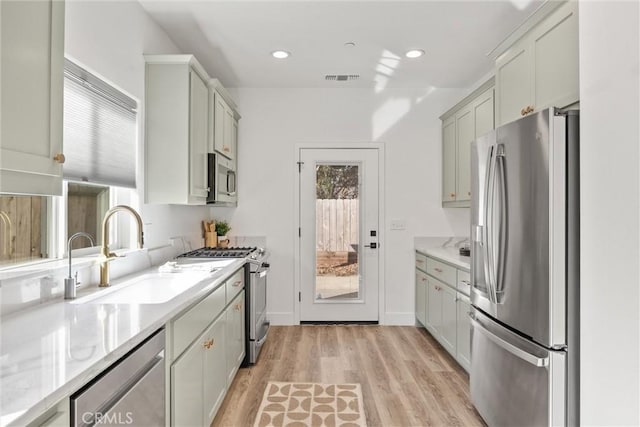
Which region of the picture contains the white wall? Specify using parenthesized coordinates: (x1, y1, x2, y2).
(65, 1, 470, 324)
(579, 1, 640, 425)
(65, 1, 212, 250)
(215, 87, 469, 324)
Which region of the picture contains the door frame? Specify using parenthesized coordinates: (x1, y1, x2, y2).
(293, 142, 386, 325)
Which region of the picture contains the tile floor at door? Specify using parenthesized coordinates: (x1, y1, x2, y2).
(212, 325, 485, 427)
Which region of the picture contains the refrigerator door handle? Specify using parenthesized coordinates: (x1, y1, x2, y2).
(494, 144, 508, 301)
(482, 145, 496, 303)
(470, 317, 549, 367)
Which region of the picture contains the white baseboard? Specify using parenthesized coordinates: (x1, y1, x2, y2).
(267, 312, 415, 326)
(382, 312, 416, 326)
(267, 312, 295, 325)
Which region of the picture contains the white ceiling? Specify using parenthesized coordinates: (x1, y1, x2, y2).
(138, 0, 544, 89)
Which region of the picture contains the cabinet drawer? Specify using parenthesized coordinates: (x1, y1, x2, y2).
(415, 252, 428, 272)
(172, 284, 226, 357)
(426, 257, 456, 286)
(457, 269, 471, 296)
(225, 268, 245, 304)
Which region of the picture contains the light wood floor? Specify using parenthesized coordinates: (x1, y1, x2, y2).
(212, 325, 485, 427)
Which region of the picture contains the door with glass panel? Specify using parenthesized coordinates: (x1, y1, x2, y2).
(299, 148, 379, 321)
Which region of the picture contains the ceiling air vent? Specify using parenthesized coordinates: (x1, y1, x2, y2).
(325, 74, 360, 81)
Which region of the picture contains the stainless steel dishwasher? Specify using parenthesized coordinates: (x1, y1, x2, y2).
(70, 329, 165, 426)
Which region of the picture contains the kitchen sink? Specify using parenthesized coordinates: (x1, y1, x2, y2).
(71, 272, 211, 305)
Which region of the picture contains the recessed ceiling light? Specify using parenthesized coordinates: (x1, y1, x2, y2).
(271, 50, 290, 59)
(405, 49, 425, 59)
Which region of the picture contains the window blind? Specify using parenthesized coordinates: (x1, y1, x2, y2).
(63, 59, 137, 188)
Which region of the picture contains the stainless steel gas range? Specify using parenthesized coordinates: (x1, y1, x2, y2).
(177, 246, 270, 364)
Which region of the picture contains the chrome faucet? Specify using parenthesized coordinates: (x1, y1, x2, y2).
(64, 232, 96, 300)
(100, 205, 144, 287)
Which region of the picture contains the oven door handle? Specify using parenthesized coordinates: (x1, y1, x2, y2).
(255, 322, 270, 346)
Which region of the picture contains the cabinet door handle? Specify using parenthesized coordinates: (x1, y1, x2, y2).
(521, 105, 535, 116)
(434, 268, 443, 273)
(416, 260, 425, 264)
(233, 280, 243, 287)
(234, 303, 242, 311)
(450, 193, 456, 198)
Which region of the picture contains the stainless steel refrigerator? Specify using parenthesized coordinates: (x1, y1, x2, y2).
(469, 107, 579, 426)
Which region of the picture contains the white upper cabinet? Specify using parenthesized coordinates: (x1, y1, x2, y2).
(144, 55, 209, 205)
(189, 71, 209, 200)
(440, 79, 495, 208)
(455, 105, 474, 203)
(442, 116, 457, 203)
(531, 1, 579, 111)
(473, 85, 497, 139)
(0, 0, 65, 196)
(496, 42, 531, 126)
(209, 79, 239, 162)
(496, 1, 579, 126)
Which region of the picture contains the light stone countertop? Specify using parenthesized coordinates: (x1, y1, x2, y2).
(0, 257, 246, 427)
(414, 236, 471, 271)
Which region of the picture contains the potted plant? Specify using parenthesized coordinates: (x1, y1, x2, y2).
(215, 220, 231, 247)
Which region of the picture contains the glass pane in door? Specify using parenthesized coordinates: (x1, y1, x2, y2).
(315, 164, 360, 301)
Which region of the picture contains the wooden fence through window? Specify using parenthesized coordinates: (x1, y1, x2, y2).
(315, 199, 358, 252)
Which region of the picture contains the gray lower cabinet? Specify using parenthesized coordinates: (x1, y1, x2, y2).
(415, 250, 471, 372)
(172, 314, 226, 427)
(415, 269, 428, 327)
(169, 268, 246, 426)
(171, 341, 202, 426)
(456, 294, 471, 372)
(203, 316, 228, 424)
(225, 290, 246, 386)
(426, 277, 457, 356)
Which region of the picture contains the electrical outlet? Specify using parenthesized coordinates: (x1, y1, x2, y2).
(390, 220, 406, 230)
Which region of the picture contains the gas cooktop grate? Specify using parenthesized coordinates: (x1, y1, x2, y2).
(177, 247, 256, 258)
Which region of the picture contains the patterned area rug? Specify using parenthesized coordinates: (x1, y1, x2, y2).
(254, 382, 367, 427)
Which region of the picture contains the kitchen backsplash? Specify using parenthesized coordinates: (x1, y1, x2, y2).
(414, 236, 470, 250)
(0, 235, 268, 317)
(0, 238, 188, 317)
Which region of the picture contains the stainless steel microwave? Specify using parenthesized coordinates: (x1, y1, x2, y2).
(207, 153, 236, 205)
